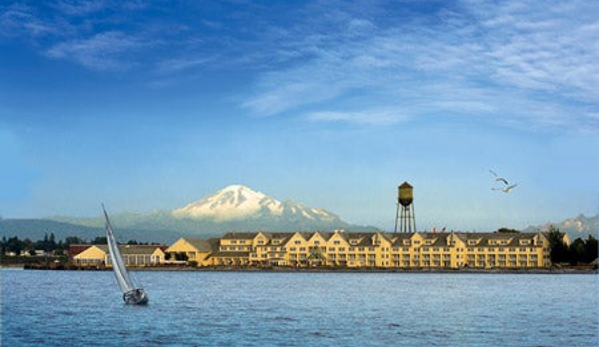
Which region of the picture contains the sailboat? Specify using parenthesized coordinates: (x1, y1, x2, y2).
(102, 204, 148, 305)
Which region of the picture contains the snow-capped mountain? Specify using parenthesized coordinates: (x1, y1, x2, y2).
(172, 185, 339, 223)
(6, 185, 377, 244)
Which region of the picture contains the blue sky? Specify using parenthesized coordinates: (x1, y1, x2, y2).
(1, 0, 598, 231)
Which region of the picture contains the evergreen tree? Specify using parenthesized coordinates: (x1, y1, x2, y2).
(583, 235, 598, 264)
(496, 227, 520, 233)
(92, 236, 107, 245)
(546, 225, 570, 264)
(569, 238, 586, 265)
(64, 236, 84, 246)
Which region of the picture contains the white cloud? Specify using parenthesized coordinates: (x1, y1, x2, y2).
(241, 0, 599, 133)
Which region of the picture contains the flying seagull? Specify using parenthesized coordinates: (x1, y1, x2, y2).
(489, 169, 509, 185)
(492, 183, 518, 193)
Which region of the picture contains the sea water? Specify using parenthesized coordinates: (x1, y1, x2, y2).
(1, 270, 597, 347)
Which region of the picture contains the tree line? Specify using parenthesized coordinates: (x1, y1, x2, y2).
(1, 233, 158, 257)
(546, 226, 598, 266)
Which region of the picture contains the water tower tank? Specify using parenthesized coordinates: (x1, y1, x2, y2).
(398, 181, 413, 207)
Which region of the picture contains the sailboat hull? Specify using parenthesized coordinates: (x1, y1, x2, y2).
(124, 289, 149, 305)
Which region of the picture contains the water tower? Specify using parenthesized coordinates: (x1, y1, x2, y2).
(394, 181, 416, 233)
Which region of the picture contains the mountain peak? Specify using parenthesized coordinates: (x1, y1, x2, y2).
(172, 185, 284, 221)
(171, 184, 343, 225)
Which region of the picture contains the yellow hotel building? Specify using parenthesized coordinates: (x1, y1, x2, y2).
(171, 230, 566, 269)
(73, 244, 166, 268)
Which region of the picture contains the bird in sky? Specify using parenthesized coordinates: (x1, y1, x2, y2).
(489, 169, 509, 185)
(492, 183, 518, 193)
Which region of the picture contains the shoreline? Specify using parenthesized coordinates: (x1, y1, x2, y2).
(10, 263, 598, 274)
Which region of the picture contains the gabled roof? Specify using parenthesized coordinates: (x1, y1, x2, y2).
(454, 232, 540, 247)
(344, 232, 376, 247)
(262, 232, 294, 245)
(185, 238, 219, 252)
(96, 244, 164, 255)
(387, 233, 416, 246)
(221, 232, 258, 240)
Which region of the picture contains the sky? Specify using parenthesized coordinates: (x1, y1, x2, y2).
(1, 0, 598, 232)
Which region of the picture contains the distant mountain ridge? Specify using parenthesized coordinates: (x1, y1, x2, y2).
(1, 185, 376, 243)
(525, 214, 598, 239)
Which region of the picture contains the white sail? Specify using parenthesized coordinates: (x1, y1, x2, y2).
(103, 206, 135, 294)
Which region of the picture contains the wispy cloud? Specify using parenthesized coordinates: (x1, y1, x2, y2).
(1, 1, 151, 71)
(154, 57, 214, 75)
(2, 0, 597, 133)
(306, 109, 409, 126)
(0, 3, 63, 37)
(53, 0, 109, 16)
(241, 0, 599, 133)
(46, 31, 149, 71)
